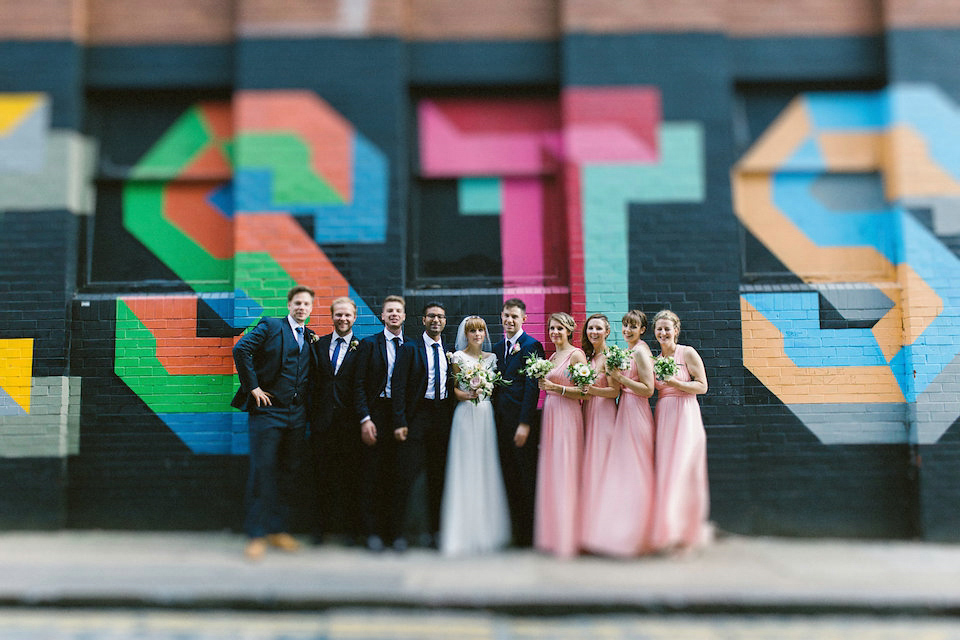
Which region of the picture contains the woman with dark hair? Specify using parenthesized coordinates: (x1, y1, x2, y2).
(650, 309, 712, 552)
(577, 314, 620, 544)
(581, 310, 656, 556)
(534, 312, 587, 557)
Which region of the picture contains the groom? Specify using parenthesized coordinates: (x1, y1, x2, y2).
(391, 301, 454, 549)
(492, 298, 545, 547)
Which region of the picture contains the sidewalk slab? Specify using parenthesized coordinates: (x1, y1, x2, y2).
(0, 532, 958, 614)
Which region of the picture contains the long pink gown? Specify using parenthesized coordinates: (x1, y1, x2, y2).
(534, 349, 584, 558)
(580, 348, 655, 556)
(651, 344, 711, 550)
(577, 355, 617, 542)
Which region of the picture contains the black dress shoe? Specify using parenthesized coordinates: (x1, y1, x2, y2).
(366, 535, 385, 552)
(391, 536, 408, 552)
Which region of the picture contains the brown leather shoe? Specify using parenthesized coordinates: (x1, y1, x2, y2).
(245, 537, 267, 561)
(266, 533, 301, 552)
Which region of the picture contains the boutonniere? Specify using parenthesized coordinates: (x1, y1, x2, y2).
(349, 339, 359, 352)
(308, 333, 319, 344)
(445, 351, 454, 362)
(509, 342, 521, 356)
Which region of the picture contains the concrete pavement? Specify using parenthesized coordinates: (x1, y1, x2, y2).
(0, 531, 958, 614)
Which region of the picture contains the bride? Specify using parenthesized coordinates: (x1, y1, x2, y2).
(440, 315, 511, 555)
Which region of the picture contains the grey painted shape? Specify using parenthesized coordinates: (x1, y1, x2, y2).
(813, 284, 895, 323)
(0, 377, 80, 458)
(810, 173, 887, 212)
(915, 351, 960, 444)
(0, 130, 95, 214)
(902, 196, 960, 237)
(0, 99, 49, 172)
(787, 403, 908, 445)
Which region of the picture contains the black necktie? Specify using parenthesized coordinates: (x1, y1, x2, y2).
(332, 337, 344, 374)
(432, 343, 442, 401)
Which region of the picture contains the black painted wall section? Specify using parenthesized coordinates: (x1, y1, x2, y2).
(409, 40, 559, 86)
(0, 41, 84, 129)
(887, 29, 960, 104)
(85, 45, 234, 89)
(730, 35, 885, 80)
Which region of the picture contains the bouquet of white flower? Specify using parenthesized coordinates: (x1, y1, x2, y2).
(603, 344, 633, 372)
(454, 359, 510, 405)
(567, 361, 599, 390)
(653, 355, 678, 381)
(519, 353, 554, 380)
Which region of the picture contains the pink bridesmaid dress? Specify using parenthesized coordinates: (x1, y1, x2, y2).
(577, 355, 618, 541)
(580, 348, 655, 556)
(651, 344, 711, 550)
(534, 349, 584, 558)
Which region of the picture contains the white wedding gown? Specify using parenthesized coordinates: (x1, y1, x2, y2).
(440, 351, 511, 555)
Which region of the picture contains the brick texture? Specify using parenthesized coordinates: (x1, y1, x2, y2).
(86, 0, 234, 44)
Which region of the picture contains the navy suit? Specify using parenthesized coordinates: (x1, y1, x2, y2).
(492, 331, 545, 546)
(232, 317, 313, 538)
(391, 336, 455, 540)
(309, 332, 361, 539)
(354, 330, 410, 542)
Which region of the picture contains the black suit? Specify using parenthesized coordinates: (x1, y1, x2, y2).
(492, 331, 545, 546)
(232, 316, 313, 538)
(354, 330, 410, 543)
(391, 335, 454, 540)
(309, 332, 361, 539)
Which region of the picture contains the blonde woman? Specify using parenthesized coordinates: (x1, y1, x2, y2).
(534, 312, 587, 558)
(650, 309, 712, 552)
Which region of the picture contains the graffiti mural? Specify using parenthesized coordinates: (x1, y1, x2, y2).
(114, 90, 388, 454)
(734, 83, 960, 445)
(417, 87, 705, 340)
(0, 92, 84, 459)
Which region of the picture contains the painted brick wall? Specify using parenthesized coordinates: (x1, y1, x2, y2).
(2, 0, 960, 541)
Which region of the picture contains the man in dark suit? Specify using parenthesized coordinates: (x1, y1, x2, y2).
(492, 297, 545, 547)
(309, 296, 361, 544)
(391, 301, 453, 550)
(232, 285, 315, 560)
(354, 295, 408, 551)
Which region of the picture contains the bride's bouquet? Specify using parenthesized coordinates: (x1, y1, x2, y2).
(653, 354, 678, 381)
(519, 353, 554, 380)
(603, 344, 634, 372)
(567, 361, 599, 390)
(454, 359, 510, 405)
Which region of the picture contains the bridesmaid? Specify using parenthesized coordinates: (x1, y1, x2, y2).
(581, 310, 656, 556)
(577, 314, 620, 543)
(534, 312, 587, 558)
(650, 309, 712, 552)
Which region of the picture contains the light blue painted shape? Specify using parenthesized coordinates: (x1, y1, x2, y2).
(786, 138, 824, 169)
(159, 411, 249, 455)
(458, 177, 502, 215)
(232, 168, 272, 212)
(0, 96, 49, 173)
(233, 289, 266, 328)
(0, 386, 28, 416)
(581, 123, 704, 333)
(347, 286, 381, 338)
(310, 135, 388, 243)
(741, 292, 890, 368)
(805, 92, 887, 130)
(207, 182, 233, 218)
(772, 173, 899, 262)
